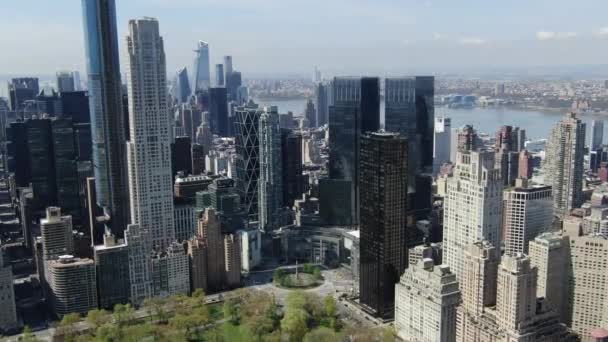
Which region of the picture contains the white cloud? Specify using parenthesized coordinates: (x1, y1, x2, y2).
(536, 30, 577, 40)
(593, 27, 608, 38)
(459, 37, 486, 46)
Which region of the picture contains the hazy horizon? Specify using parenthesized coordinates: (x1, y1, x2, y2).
(1, 0, 608, 79)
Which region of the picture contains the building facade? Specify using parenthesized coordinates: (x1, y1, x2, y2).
(503, 181, 553, 256)
(544, 113, 585, 216)
(234, 106, 261, 223)
(395, 259, 460, 342)
(47, 255, 97, 316)
(443, 151, 503, 278)
(258, 107, 283, 232)
(126, 18, 175, 249)
(359, 132, 408, 319)
(192, 41, 210, 92)
(81, 0, 130, 235)
(124, 224, 152, 306)
(40, 207, 74, 260)
(93, 232, 131, 309)
(434, 116, 452, 175)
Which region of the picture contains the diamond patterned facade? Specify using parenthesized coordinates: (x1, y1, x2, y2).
(234, 106, 261, 223)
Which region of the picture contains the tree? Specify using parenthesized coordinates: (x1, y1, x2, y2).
(143, 297, 168, 324)
(303, 327, 338, 342)
(169, 314, 198, 340)
(58, 313, 81, 341)
(321, 295, 338, 329)
(86, 309, 110, 329)
(223, 299, 239, 324)
(122, 323, 155, 342)
(285, 291, 307, 311)
(312, 267, 322, 280)
(303, 263, 314, 274)
(113, 303, 134, 327)
(20, 326, 41, 342)
(273, 268, 286, 282)
(281, 308, 310, 342)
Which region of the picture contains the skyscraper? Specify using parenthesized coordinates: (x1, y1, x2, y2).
(81, 0, 130, 236)
(544, 113, 585, 217)
(56, 71, 76, 93)
(234, 106, 261, 223)
(174, 67, 191, 103)
(443, 151, 502, 278)
(126, 18, 175, 249)
(359, 132, 408, 319)
(395, 259, 460, 342)
(314, 83, 328, 127)
(226, 71, 242, 102)
(258, 107, 283, 232)
(281, 129, 303, 208)
(215, 64, 224, 87)
(328, 77, 380, 224)
(223, 56, 233, 76)
(209, 87, 229, 136)
(198, 208, 224, 292)
(433, 116, 452, 175)
(528, 232, 569, 324)
(450, 125, 478, 162)
(192, 41, 210, 92)
(305, 98, 316, 128)
(503, 180, 553, 256)
(518, 150, 533, 179)
(495, 254, 537, 331)
(591, 119, 604, 151)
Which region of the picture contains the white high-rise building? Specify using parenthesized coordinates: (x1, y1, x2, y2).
(496, 254, 537, 331)
(503, 180, 554, 256)
(258, 106, 283, 232)
(395, 259, 460, 342)
(151, 241, 190, 297)
(591, 119, 604, 151)
(40, 207, 74, 260)
(192, 41, 210, 92)
(544, 113, 585, 217)
(528, 232, 569, 324)
(459, 241, 499, 316)
(583, 206, 608, 236)
(0, 248, 18, 331)
(564, 218, 608, 337)
(443, 151, 503, 278)
(433, 116, 452, 174)
(238, 229, 261, 273)
(126, 18, 175, 249)
(125, 224, 152, 305)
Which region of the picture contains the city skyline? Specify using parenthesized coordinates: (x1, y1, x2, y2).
(2, 0, 608, 79)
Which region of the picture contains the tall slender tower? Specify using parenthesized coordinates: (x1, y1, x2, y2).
(443, 151, 503, 278)
(591, 119, 604, 151)
(433, 116, 452, 175)
(126, 18, 175, 249)
(192, 41, 210, 92)
(495, 254, 537, 331)
(258, 106, 283, 232)
(234, 106, 261, 223)
(81, 0, 130, 236)
(359, 132, 408, 319)
(328, 77, 380, 224)
(544, 113, 585, 216)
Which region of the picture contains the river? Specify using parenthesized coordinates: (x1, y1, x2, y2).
(254, 98, 608, 141)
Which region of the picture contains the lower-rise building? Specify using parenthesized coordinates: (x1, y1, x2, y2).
(0, 248, 18, 332)
(224, 234, 241, 288)
(395, 259, 460, 342)
(188, 237, 208, 292)
(93, 232, 131, 309)
(151, 241, 190, 297)
(46, 255, 97, 316)
(125, 224, 152, 306)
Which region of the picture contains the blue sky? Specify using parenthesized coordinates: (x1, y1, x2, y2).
(1, 0, 608, 77)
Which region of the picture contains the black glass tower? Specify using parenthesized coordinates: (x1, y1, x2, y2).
(328, 77, 380, 224)
(209, 87, 228, 136)
(359, 132, 408, 319)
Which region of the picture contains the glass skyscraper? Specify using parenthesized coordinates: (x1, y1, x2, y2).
(192, 41, 211, 92)
(328, 77, 380, 224)
(81, 0, 130, 235)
